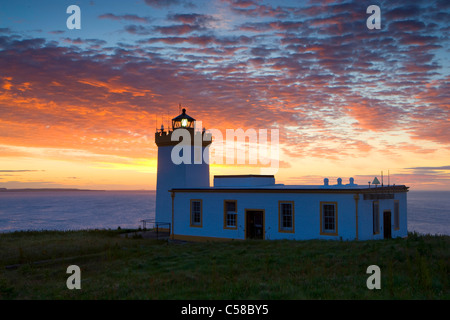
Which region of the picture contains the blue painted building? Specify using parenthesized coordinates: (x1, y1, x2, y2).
(155, 109, 408, 241)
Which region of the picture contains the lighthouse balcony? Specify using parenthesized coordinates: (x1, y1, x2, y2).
(155, 128, 212, 147)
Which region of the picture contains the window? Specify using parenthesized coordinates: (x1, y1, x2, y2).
(394, 200, 400, 230)
(373, 201, 380, 234)
(279, 201, 294, 233)
(224, 200, 237, 229)
(320, 202, 338, 235)
(190, 199, 202, 227)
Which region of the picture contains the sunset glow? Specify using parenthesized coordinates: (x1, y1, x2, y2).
(0, 0, 449, 190)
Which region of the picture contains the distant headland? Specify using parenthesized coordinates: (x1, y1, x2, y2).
(0, 188, 103, 192)
(0, 188, 155, 192)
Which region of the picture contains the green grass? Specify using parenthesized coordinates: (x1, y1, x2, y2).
(0, 230, 448, 299)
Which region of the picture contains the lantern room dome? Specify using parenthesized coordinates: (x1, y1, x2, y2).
(172, 108, 195, 129)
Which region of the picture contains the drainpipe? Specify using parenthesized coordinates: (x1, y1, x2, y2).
(354, 194, 360, 240)
(171, 191, 175, 240)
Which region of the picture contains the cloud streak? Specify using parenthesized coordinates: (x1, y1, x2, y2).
(98, 13, 152, 23)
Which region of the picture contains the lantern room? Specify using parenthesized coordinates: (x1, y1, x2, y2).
(172, 108, 195, 129)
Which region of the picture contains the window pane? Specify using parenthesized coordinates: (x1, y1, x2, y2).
(323, 204, 335, 232)
(373, 202, 379, 233)
(281, 203, 293, 229)
(225, 201, 237, 228)
(226, 213, 236, 227)
(191, 201, 201, 225)
(226, 201, 236, 212)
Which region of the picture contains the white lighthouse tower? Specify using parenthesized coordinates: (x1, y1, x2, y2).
(154, 108, 211, 228)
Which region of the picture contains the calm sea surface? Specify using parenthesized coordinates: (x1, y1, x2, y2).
(0, 191, 155, 233)
(0, 190, 448, 235)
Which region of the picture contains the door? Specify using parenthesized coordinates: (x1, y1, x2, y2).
(383, 210, 392, 239)
(245, 210, 264, 239)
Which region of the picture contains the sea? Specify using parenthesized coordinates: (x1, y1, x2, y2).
(0, 190, 449, 236)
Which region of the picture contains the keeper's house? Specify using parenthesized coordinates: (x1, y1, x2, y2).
(155, 109, 408, 241)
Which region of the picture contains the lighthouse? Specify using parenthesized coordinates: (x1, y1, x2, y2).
(153, 108, 408, 242)
(154, 108, 211, 227)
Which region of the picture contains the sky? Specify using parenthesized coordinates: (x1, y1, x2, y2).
(0, 0, 449, 190)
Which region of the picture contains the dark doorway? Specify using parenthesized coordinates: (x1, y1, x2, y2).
(245, 210, 264, 239)
(383, 210, 392, 239)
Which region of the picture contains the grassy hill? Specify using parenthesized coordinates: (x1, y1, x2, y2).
(0, 229, 448, 299)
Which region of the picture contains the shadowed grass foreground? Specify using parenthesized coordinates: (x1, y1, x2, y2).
(0, 230, 448, 299)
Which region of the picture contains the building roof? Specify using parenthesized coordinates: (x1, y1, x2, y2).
(172, 174, 409, 193)
(172, 108, 195, 122)
(170, 185, 409, 194)
(214, 175, 275, 178)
